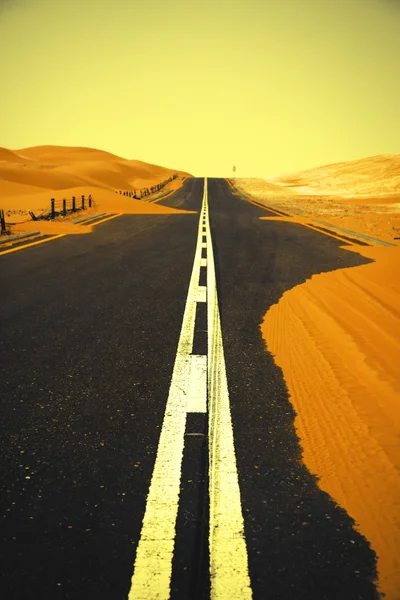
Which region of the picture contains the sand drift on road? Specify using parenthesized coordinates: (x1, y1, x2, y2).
(0, 145, 196, 238)
(261, 243, 400, 600)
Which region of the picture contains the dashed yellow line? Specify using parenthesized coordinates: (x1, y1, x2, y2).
(128, 183, 206, 599)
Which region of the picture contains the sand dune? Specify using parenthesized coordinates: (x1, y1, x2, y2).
(261, 244, 400, 600)
(0, 147, 36, 164)
(0, 145, 193, 194)
(246, 154, 400, 599)
(0, 144, 195, 236)
(266, 154, 400, 199)
(231, 155, 400, 243)
(3, 145, 399, 597)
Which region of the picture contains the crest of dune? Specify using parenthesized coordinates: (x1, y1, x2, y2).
(0, 145, 195, 232)
(266, 154, 400, 198)
(0, 144, 193, 201)
(0, 145, 193, 193)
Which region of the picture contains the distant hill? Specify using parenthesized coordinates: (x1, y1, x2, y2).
(0, 145, 194, 193)
(266, 154, 400, 198)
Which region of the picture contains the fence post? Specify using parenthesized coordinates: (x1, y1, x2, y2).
(72, 196, 76, 212)
(0, 209, 5, 233)
(63, 199, 66, 216)
(89, 194, 92, 208)
(82, 195, 85, 209)
(51, 198, 55, 219)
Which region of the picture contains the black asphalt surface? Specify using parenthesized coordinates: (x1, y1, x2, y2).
(0, 178, 380, 599)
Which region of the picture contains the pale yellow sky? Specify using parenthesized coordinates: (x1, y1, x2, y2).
(0, 0, 399, 177)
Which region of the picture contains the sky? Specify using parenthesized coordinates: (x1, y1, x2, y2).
(0, 0, 399, 178)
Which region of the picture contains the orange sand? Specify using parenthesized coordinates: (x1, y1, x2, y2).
(0, 145, 196, 238)
(235, 162, 400, 597)
(261, 243, 400, 600)
(229, 155, 400, 244)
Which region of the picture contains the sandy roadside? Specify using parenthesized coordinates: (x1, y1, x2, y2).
(0, 145, 196, 242)
(1, 180, 196, 242)
(230, 178, 400, 599)
(2, 147, 399, 595)
(261, 244, 400, 600)
(229, 177, 400, 245)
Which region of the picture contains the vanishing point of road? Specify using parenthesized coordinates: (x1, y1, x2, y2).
(0, 178, 379, 599)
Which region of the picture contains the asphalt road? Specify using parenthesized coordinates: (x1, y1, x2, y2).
(0, 178, 380, 599)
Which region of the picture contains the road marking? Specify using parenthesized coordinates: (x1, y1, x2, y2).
(148, 188, 176, 203)
(205, 179, 253, 599)
(0, 214, 122, 257)
(186, 355, 207, 413)
(0, 234, 66, 256)
(189, 285, 207, 303)
(224, 178, 364, 245)
(128, 188, 207, 599)
(89, 213, 122, 227)
(129, 178, 252, 598)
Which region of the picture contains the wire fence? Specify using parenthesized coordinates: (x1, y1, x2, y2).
(1, 172, 184, 234)
(117, 173, 179, 199)
(28, 194, 94, 221)
(0, 209, 6, 234)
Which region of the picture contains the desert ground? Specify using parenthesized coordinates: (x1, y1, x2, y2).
(1, 147, 399, 598)
(0, 145, 196, 241)
(232, 155, 400, 600)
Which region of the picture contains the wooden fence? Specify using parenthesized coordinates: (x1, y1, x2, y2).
(0, 209, 6, 234)
(46, 194, 92, 220)
(117, 173, 179, 198)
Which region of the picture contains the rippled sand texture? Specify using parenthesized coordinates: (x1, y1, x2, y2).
(261, 245, 400, 600)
